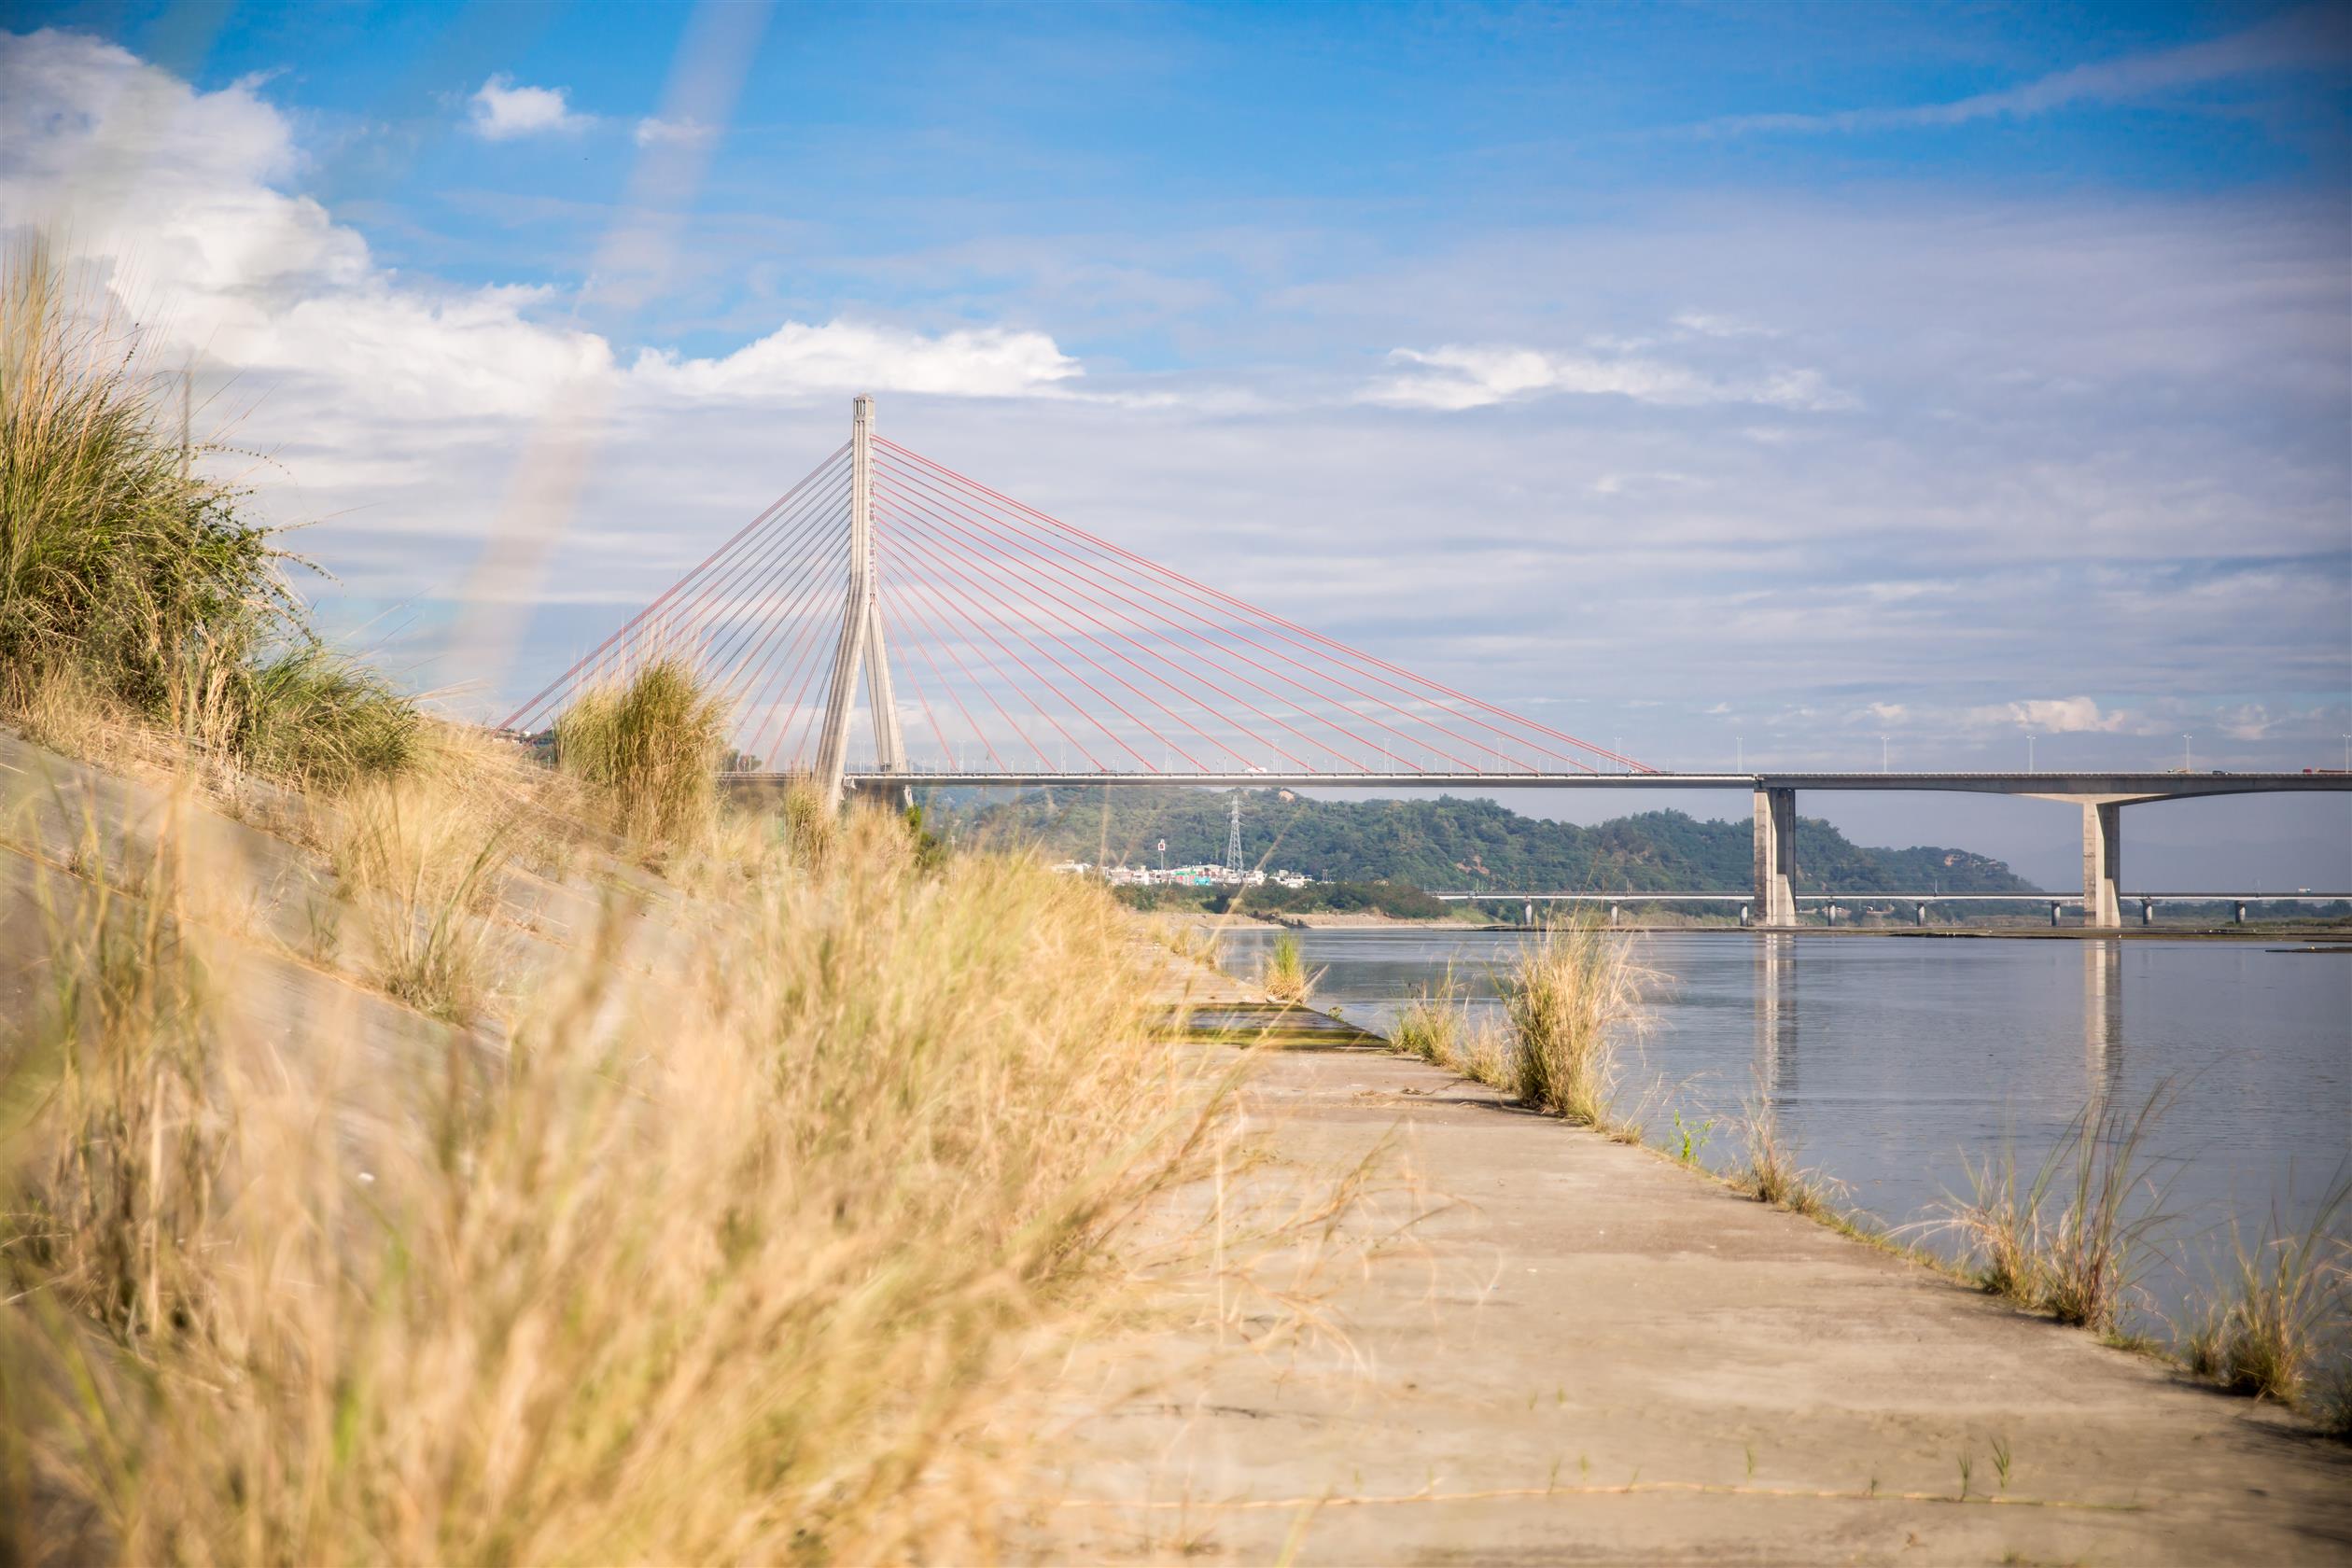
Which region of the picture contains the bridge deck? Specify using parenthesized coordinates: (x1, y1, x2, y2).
(721, 768, 2352, 799)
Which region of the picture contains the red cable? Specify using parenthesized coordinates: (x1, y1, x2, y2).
(876, 497, 1214, 772)
(876, 469, 1280, 773)
(505, 448, 841, 729)
(500, 441, 847, 732)
(874, 569, 1012, 770)
(728, 561, 855, 766)
(571, 454, 849, 706)
(878, 450, 1541, 774)
(877, 456, 1422, 772)
(873, 529, 1101, 769)
(742, 574, 858, 769)
(888, 432, 1600, 770)
(874, 552, 1031, 770)
(875, 500, 1185, 772)
(889, 621, 956, 764)
(877, 454, 1432, 773)
(676, 468, 851, 679)
(701, 488, 851, 713)
(774, 624, 838, 768)
(877, 437, 1641, 772)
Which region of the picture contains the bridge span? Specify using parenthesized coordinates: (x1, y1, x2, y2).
(753, 767, 2352, 932)
(514, 394, 2348, 933)
(1424, 889, 2352, 928)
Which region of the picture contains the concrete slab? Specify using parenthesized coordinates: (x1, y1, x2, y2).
(1033, 1029, 2352, 1565)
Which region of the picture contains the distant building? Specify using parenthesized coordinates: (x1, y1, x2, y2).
(1052, 861, 1315, 890)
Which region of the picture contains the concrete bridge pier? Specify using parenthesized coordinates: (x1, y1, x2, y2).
(2080, 801, 2122, 927)
(1752, 787, 1799, 928)
(2023, 789, 2167, 930)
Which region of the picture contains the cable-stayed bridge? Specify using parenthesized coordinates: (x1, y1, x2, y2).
(502, 398, 2350, 929)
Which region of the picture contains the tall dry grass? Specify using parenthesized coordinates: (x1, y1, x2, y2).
(2, 745, 1233, 1562)
(553, 657, 727, 847)
(1505, 918, 1641, 1127)
(2188, 1169, 2351, 1407)
(1392, 965, 1470, 1067)
(1937, 1085, 2177, 1334)
(1741, 1103, 1830, 1216)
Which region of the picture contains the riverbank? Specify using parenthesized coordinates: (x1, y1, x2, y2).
(1145, 908, 2352, 939)
(0, 723, 1234, 1561)
(1034, 965, 2352, 1563)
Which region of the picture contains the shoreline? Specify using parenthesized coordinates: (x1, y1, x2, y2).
(1147, 909, 2352, 941)
(1042, 954, 2352, 1561)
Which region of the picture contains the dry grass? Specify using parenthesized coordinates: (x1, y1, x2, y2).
(554, 657, 728, 849)
(1741, 1103, 1831, 1216)
(1935, 1085, 2177, 1335)
(1391, 966, 1470, 1067)
(2, 746, 1236, 1562)
(1505, 919, 1641, 1127)
(2189, 1169, 2351, 1407)
(1, 794, 221, 1346)
(327, 777, 510, 1022)
(1386, 973, 1515, 1093)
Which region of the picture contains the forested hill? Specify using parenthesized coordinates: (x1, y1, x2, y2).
(940, 788, 2039, 895)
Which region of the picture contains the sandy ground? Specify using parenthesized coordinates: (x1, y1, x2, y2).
(1027, 943, 2352, 1566)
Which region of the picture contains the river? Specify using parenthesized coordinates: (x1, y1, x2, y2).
(1214, 926, 2351, 1340)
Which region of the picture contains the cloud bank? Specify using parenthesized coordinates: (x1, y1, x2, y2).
(1, 26, 2344, 775)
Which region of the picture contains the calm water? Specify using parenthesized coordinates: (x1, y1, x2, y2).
(1218, 928, 2352, 1336)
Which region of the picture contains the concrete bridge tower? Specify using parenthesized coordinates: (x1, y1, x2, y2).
(813, 395, 906, 806)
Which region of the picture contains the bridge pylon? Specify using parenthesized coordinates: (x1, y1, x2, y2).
(812, 395, 906, 807)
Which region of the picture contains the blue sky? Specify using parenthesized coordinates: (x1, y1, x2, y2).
(4, 1, 2348, 879)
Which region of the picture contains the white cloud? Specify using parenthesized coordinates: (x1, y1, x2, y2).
(469, 74, 593, 140)
(2215, 704, 2276, 741)
(631, 320, 1079, 399)
(1867, 703, 1910, 723)
(2, 33, 1088, 432)
(1968, 697, 2129, 734)
(1687, 5, 2351, 138)
(1, 34, 613, 433)
(634, 115, 714, 148)
(1672, 311, 1780, 339)
(1364, 343, 1855, 413)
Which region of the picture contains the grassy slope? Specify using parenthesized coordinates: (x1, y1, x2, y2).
(0, 240, 1253, 1561)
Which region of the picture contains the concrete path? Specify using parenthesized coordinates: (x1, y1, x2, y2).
(1040, 943, 2352, 1565)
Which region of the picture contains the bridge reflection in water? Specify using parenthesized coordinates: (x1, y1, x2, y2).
(1747, 936, 2131, 1118)
(2084, 942, 2122, 1097)
(1754, 934, 1798, 1101)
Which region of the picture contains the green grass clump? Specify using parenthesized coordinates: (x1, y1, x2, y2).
(236, 642, 424, 789)
(0, 237, 413, 789)
(1261, 931, 1314, 1002)
(1505, 919, 1639, 1127)
(554, 657, 729, 847)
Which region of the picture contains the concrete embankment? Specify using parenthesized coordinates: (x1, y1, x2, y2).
(1035, 941, 2352, 1564)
